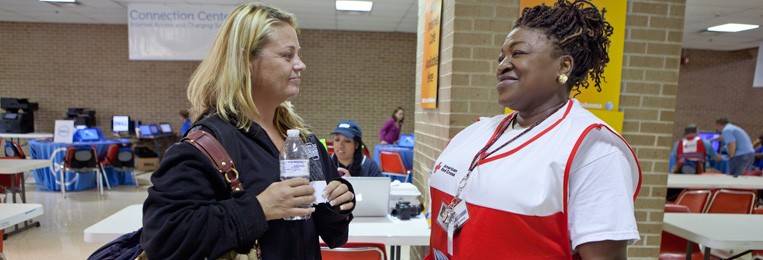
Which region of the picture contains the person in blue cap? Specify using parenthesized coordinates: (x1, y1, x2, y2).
(331, 120, 382, 177)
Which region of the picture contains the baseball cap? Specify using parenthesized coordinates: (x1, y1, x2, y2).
(331, 120, 362, 140)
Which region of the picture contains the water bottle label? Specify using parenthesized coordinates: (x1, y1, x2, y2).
(280, 159, 309, 178)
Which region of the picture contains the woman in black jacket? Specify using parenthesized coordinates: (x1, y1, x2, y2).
(140, 3, 355, 259)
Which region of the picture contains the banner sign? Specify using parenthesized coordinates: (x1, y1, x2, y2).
(420, 0, 443, 109)
(128, 4, 234, 60)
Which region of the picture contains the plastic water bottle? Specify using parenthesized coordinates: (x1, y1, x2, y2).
(280, 129, 311, 220)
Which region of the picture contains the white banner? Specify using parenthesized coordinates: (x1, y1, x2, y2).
(128, 4, 234, 60)
(754, 42, 763, 88)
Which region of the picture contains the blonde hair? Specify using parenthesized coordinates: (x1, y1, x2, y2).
(187, 3, 310, 137)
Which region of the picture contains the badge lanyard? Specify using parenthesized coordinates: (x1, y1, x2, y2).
(440, 100, 567, 256)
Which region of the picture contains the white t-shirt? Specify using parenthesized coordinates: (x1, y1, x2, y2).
(478, 122, 639, 249)
(566, 128, 640, 249)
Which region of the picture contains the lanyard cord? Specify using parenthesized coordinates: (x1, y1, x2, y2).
(452, 100, 568, 202)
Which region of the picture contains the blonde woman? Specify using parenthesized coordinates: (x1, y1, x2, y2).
(141, 3, 355, 259)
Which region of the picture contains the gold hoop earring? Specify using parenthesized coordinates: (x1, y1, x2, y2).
(557, 74, 568, 85)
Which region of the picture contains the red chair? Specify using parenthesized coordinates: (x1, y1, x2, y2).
(705, 189, 757, 214)
(1, 141, 26, 203)
(63, 145, 108, 196)
(675, 189, 712, 213)
(659, 204, 704, 260)
(100, 143, 137, 187)
(321, 242, 387, 260)
(380, 151, 410, 182)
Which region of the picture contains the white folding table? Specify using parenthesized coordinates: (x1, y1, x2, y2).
(0, 204, 43, 230)
(0, 159, 49, 174)
(84, 204, 430, 260)
(0, 203, 43, 250)
(0, 159, 50, 203)
(667, 174, 763, 189)
(663, 213, 763, 260)
(0, 133, 53, 140)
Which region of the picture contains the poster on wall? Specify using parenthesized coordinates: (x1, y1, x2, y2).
(420, 0, 443, 109)
(128, 4, 234, 60)
(513, 0, 626, 132)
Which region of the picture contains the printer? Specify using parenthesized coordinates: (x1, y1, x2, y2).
(0, 97, 39, 133)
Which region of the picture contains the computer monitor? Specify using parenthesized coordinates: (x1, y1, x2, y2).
(112, 115, 130, 133)
(149, 124, 160, 135)
(138, 125, 152, 137)
(698, 131, 721, 152)
(75, 128, 101, 142)
(159, 123, 172, 134)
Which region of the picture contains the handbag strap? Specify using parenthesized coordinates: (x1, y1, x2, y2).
(182, 129, 244, 192)
(182, 129, 261, 259)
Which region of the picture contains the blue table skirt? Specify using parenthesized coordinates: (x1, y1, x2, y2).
(28, 139, 135, 191)
(373, 144, 413, 182)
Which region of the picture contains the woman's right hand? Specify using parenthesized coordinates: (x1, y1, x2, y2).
(256, 177, 315, 220)
(380, 140, 388, 144)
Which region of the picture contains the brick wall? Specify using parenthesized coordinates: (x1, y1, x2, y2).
(675, 48, 762, 139)
(412, 0, 516, 258)
(0, 22, 415, 147)
(622, 0, 685, 258)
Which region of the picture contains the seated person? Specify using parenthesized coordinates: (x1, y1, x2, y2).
(330, 120, 382, 177)
(753, 135, 763, 170)
(670, 124, 717, 174)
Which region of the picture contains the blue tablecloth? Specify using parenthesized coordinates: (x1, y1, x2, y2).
(28, 139, 135, 191)
(373, 144, 414, 175)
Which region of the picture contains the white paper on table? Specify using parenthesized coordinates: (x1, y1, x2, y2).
(311, 181, 328, 204)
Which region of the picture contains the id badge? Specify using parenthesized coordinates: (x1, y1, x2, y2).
(436, 202, 452, 230)
(436, 199, 470, 231)
(452, 199, 469, 228)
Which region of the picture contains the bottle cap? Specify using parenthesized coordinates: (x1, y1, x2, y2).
(287, 129, 300, 137)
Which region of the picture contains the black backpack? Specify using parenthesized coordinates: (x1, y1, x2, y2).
(87, 230, 143, 260)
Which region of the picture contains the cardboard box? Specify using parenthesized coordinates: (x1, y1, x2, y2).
(135, 156, 160, 172)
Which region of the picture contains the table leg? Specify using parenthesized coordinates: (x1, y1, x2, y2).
(389, 245, 401, 260)
(703, 246, 711, 260)
(686, 241, 693, 260)
(20, 172, 26, 203)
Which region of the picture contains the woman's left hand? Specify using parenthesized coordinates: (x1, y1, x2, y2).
(324, 180, 354, 211)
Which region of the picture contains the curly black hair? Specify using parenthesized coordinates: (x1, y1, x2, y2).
(513, 0, 613, 96)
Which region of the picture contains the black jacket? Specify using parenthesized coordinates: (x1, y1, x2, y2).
(331, 155, 383, 177)
(141, 115, 353, 259)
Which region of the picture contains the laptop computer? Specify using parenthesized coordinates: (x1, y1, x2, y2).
(159, 122, 173, 134)
(345, 176, 391, 217)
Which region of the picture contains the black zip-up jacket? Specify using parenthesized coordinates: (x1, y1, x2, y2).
(141, 115, 354, 259)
